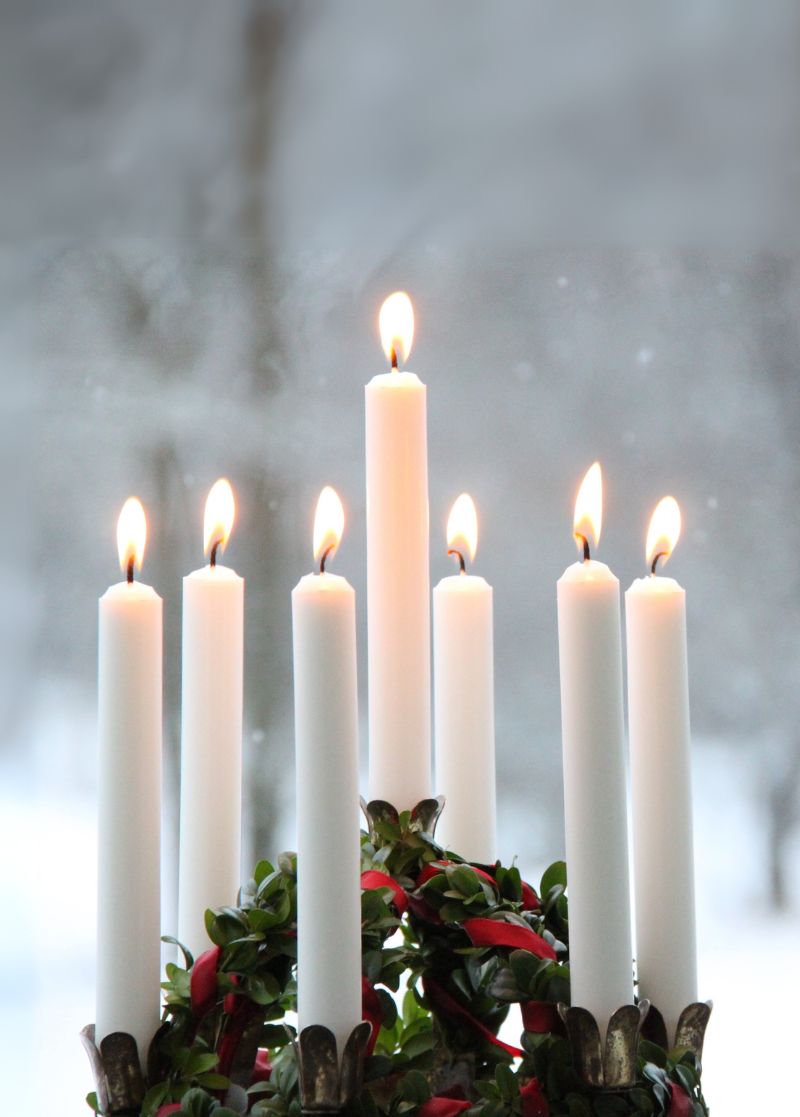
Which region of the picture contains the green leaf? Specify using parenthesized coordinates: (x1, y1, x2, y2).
(183, 1050, 220, 1076)
(162, 935, 194, 970)
(141, 1081, 171, 1115)
(254, 859, 275, 885)
(494, 1061, 518, 1101)
(195, 1072, 232, 1089)
(85, 1092, 100, 1113)
(540, 861, 567, 897)
(448, 864, 482, 896)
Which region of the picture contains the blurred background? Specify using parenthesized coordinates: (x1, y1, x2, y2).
(1, 2, 799, 1113)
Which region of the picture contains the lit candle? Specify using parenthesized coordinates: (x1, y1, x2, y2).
(97, 497, 162, 1059)
(557, 463, 634, 1028)
(365, 293, 431, 809)
(433, 494, 496, 862)
(178, 479, 244, 959)
(626, 497, 697, 1037)
(292, 487, 361, 1053)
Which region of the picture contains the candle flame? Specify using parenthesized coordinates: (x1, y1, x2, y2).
(204, 478, 236, 557)
(117, 496, 147, 574)
(646, 495, 681, 570)
(573, 462, 603, 556)
(313, 486, 345, 564)
(446, 493, 478, 563)
(379, 291, 415, 366)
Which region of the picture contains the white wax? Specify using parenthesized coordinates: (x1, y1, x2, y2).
(557, 560, 634, 1028)
(433, 573, 496, 863)
(292, 572, 362, 1054)
(626, 575, 697, 1037)
(97, 581, 162, 1060)
(178, 564, 244, 960)
(365, 371, 431, 808)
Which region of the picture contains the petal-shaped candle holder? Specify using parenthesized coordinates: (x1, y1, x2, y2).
(557, 1001, 650, 1091)
(641, 1000, 713, 1058)
(360, 795, 446, 843)
(294, 1021, 373, 1114)
(80, 1025, 145, 1116)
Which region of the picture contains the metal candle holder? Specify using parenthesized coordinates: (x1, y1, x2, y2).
(641, 1000, 713, 1058)
(294, 1021, 373, 1115)
(80, 1025, 146, 1116)
(360, 795, 446, 843)
(557, 1001, 651, 1091)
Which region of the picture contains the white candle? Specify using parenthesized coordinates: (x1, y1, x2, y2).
(178, 479, 244, 959)
(434, 494, 496, 862)
(97, 497, 162, 1060)
(557, 463, 634, 1028)
(292, 487, 362, 1053)
(366, 292, 431, 808)
(626, 497, 697, 1038)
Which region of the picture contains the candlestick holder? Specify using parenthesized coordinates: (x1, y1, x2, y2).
(293, 1021, 373, 1115)
(557, 1001, 650, 1091)
(360, 794, 446, 843)
(80, 1025, 146, 1116)
(641, 1000, 713, 1057)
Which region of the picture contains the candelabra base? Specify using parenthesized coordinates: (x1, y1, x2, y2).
(641, 1000, 713, 1057)
(360, 795, 446, 843)
(80, 1025, 145, 1116)
(557, 1001, 650, 1091)
(293, 1021, 373, 1115)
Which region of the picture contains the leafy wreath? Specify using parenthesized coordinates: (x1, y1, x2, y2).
(87, 809, 708, 1117)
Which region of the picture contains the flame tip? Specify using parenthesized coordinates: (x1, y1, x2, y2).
(572, 462, 603, 556)
(379, 291, 415, 365)
(313, 485, 345, 564)
(646, 495, 682, 569)
(204, 478, 236, 557)
(116, 496, 147, 575)
(446, 492, 479, 563)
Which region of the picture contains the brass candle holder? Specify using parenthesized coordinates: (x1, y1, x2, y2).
(642, 1000, 713, 1058)
(360, 794, 446, 842)
(557, 1001, 651, 1091)
(80, 1025, 146, 1116)
(294, 1021, 373, 1115)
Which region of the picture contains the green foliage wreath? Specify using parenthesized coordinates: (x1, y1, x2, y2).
(87, 810, 708, 1117)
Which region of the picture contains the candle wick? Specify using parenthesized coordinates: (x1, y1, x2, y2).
(390, 346, 398, 370)
(126, 556, 135, 585)
(650, 550, 667, 575)
(576, 534, 591, 562)
(319, 544, 335, 575)
(210, 538, 220, 569)
(447, 548, 466, 574)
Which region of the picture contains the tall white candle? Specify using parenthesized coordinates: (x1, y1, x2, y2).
(97, 497, 162, 1060)
(557, 463, 634, 1029)
(626, 497, 697, 1038)
(178, 479, 244, 959)
(292, 487, 362, 1054)
(366, 292, 431, 808)
(434, 494, 496, 863)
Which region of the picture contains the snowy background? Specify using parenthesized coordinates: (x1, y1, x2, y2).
(2, 2, 799, 1113)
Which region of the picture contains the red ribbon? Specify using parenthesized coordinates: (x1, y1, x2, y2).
(520, 1076, 550, 1117)
(668, 1082, 693, 1117)
(417, 1099, 471, 1117)
(520, 880, 540, 911)
(423, 977, 523, 1058)
(156, 1107, 182, 1116)
(520, 1000, 563, 1035)
(361, 869, 409, 915)
(217, 996, 261, 1077)
(463, 917, 556, 961)
(362, 976, 383, 1056)
(251, 1048, 272, 1084)
(190, 945, 221, 1019)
